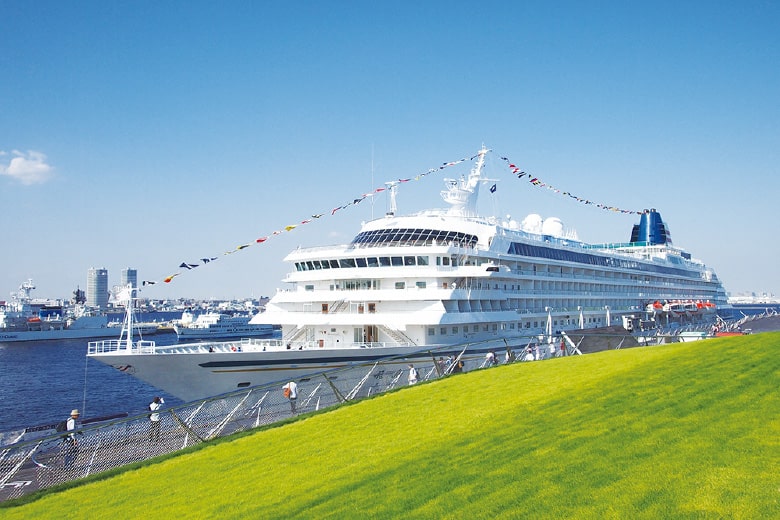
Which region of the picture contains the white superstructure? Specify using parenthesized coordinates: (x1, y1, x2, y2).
(88, 147, 728, 401)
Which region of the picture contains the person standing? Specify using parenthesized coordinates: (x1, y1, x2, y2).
(148, 396, 164, 441)
(408, 364, 419, 385)
(62, 409, 81, 468)
(282, 381, 298, 413)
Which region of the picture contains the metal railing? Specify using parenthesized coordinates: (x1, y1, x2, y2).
(0, 326, 711, 503)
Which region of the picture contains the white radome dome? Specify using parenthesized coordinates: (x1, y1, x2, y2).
(542, 217, 564, 237)
(520, 214, 543, 234)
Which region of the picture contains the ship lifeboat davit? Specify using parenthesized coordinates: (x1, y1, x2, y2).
(699, 301, 716, 314)
(646, 301, 665, 316)
(664, 301, 688, 317)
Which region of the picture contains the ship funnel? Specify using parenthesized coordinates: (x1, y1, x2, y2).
(630, 209, 672, 245)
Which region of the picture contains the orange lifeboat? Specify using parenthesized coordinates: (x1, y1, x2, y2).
(646, 301, 665, 315)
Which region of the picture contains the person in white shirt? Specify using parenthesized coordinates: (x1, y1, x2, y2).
(148, 396, 164, 441)
(282, 381, 298, 413)
(408, 364, 419, 385)
(63, 409, 81, 468)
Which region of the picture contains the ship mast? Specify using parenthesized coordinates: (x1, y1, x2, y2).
(441, 146, 492, 216)
(112, 284, 135, 350)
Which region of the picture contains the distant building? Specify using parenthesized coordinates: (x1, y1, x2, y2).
(87, 267, 109, 310)
(121, 268, 137, 289)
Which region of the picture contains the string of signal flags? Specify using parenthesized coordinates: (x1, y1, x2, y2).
(141, 149, 643, 287)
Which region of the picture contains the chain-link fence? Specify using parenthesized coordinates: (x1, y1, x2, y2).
(0, 330, 674, 503)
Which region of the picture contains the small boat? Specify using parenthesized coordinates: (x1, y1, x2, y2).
(107, 321, 160, 336)
(664, 301, 688, 317)
(698, 301, 717, 314)
(646, 301, 665, 316)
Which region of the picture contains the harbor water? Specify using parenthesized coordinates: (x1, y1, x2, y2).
(0, 330, 185, 434)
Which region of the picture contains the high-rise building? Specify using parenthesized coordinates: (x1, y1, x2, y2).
(87, 267, 109, 310)
(121, 268, 137, 289)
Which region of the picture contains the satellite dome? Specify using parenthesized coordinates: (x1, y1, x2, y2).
(542, 217, 564, 237)
(520, 214, 543, 234)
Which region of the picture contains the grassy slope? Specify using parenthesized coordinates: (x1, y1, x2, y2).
(4, 333, 779, 519)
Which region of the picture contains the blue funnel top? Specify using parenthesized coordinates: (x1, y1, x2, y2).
(630, 209, 671, 245)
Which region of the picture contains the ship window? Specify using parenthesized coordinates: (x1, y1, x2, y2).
(379, 257, 391, 266)
(368, 303, 376, 313)
(492, 323, 498, 331)
(237, 382, 251, 388)
(440, 327, 447, 335)
(452, 327, 458, 334)
(442, 257, 450, 266)
(341, 258, 357, 268)
(428, 327, 435, 336)
(417, 256, 429, 266)
(391, 257, 403, 266)
(416, 281, 426, 289)
(395, 282, 405, 289)
(404, 256, 415, 266)
(305, 285, 314, 291)
(320, 260, 330, 269)
(356, 258, 367, 268)
(473, 325, 479, 332)
(367, 257, 379, 267)
(306, 261, 315, 270)
(322, 304, 329, 313)
(295, 263, 303, 272)
(329, 260, 339, 268)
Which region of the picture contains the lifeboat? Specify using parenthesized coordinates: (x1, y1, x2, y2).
(646, 301, 665, 315)
(664, 301, 688, 316)
(685, 301, 699, 314)
(701, 301, 716, 314)
(27, 317, 42, 323)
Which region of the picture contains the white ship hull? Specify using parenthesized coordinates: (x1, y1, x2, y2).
(0, 325, 114, 343)
(88, 337, 514, 401)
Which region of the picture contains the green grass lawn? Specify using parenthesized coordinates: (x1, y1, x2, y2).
(4, 333, 779, 519)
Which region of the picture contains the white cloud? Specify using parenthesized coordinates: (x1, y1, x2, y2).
(0, 150, 55, 185)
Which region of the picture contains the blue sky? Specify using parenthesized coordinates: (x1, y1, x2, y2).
(2, 1, 778, 301)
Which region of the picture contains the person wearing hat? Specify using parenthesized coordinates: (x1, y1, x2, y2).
(63, 409, 81, 468)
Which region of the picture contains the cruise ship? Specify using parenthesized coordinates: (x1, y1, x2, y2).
(88, 147, 728, 401)
(173, 310, 274, 340)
